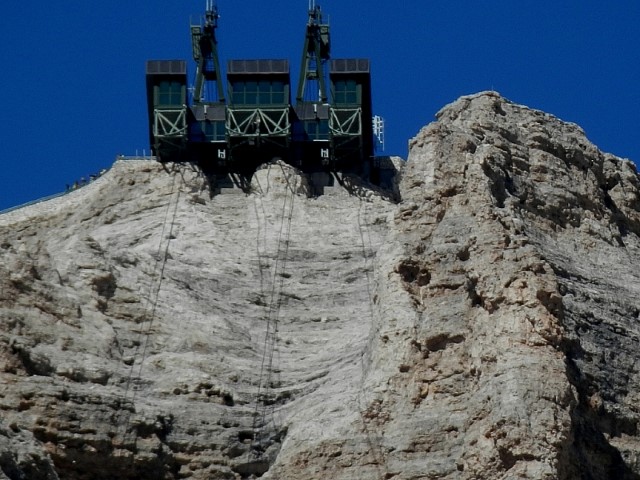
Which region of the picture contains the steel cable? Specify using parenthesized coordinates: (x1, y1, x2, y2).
(114, 166, 183, 448)
(355, 196, 389, 480)
(251, 164, 297, 454)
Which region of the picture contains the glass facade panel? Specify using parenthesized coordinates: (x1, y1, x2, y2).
(333, 80, 358, 105)
(245, 92, 258, 104)
(232, 92, 244, 104)
(231, 79, 287, 105)
(258, 91, 271, 104)
(204, 121, 226, 141)
(319, 120, 329, 137)
(305, 120, 329, 140)
(272, 81, 285, 104)
(157, 80, 184, 106)
(245, 81, 258, 104)
(189, 120, 226, 142)
(306, 122, 317, 137)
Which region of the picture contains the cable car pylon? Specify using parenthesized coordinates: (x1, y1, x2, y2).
(145, 3, 376, 180)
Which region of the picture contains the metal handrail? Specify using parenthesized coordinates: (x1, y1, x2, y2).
(0, 156, 158, 216)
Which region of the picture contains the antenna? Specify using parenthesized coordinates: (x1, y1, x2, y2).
(373, 115, 385, 152)
(205, 0, 219, 27)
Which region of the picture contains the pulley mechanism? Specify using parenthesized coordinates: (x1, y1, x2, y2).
(296, 3, 331, 103)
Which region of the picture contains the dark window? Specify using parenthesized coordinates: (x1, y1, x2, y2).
(189, 121, 225, 142)
(204, 121, 225, 141)
(272, 81, 285, 104)
(333, 80, 358, 104)
(245, 81, 258, 104)
(157, 80, 183, 106)
(258, 80, 271, 104)
(305, 120, 329, 140)
(231, 79, 287, 105)
(231, 86, 244, 105)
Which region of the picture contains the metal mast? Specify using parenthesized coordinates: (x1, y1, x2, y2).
(296, 3, 331, 103)
(191, 0, 225, 104)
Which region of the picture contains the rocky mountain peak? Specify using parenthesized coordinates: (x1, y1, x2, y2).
(1, 91, 640, 479)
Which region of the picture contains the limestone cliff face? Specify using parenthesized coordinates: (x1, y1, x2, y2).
(1, 92, 640, 480)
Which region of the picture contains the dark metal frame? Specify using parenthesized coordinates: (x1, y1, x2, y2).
(145, 3, 376, 179)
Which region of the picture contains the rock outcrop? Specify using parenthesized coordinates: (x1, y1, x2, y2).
(1, 91, 640, 479)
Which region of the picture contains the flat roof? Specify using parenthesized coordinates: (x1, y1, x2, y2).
(330, 58, 370, 74)
(227, 59, 289, 75)
(146, 60, 187, 76)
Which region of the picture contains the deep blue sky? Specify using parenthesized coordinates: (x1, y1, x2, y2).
(1, 1, 638, 210)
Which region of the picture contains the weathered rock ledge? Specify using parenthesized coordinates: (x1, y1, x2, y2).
(2, 91, 640, 479)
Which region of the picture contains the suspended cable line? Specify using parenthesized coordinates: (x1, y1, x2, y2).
(114, 167, 183, 447)
(251, 164, 298, 455)
(355, 196, 389, 480)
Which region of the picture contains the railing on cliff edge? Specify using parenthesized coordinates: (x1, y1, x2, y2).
(0, 155, 157, 216)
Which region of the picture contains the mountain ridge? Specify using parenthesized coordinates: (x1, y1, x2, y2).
(1, 91, 640, 479)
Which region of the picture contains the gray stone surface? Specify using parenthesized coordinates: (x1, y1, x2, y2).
(0, 159, 398, 479)
(1, 91, 640, 479)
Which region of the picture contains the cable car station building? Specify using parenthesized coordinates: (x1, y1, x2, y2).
(145, 3, 377, 180)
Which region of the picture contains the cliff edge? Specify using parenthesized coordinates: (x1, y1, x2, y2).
(1, 91, 640, 479)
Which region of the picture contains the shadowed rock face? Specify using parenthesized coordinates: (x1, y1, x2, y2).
(1, 91, 640, 479)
